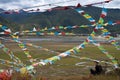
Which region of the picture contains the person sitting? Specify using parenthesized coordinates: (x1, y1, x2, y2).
(90, 61, 103, 75)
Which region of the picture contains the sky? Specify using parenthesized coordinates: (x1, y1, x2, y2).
(0, 0, 119, 10)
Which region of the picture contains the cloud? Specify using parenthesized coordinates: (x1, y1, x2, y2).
(0, 0, 120, 10)
(105, 0, 120, 8)
(0, 0, 16, 3)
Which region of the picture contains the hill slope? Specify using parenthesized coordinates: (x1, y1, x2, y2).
(0, 6, 120, 34)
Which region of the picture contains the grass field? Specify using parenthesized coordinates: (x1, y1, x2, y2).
(0, 38, 120, 80)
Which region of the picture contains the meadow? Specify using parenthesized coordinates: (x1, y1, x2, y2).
(0, 36, 120, 80)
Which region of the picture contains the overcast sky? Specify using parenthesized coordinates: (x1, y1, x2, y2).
(0, 0, 119, 10)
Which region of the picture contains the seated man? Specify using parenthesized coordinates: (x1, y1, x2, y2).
(90, 61, 103, 75)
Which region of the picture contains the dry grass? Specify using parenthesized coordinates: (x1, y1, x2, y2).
(10, 74, 120, 80)
(0, 38, 120, 80)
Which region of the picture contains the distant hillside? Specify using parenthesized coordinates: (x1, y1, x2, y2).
(0, 6, 120, 34)
(0, 16, 20, 32)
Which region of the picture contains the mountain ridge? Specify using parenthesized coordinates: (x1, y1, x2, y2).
(0, 6, 120, 34)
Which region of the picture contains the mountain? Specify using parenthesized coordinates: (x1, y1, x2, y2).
(0, 6, 120, 34)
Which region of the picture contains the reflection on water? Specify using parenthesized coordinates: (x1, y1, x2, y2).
(19, 36, 120, 43)
(1, 36, 120, 43)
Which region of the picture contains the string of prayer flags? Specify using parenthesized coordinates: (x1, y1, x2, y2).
(0, 41, 24, 67)
(0, 0, 112, 14)
(11, 34, 35, 64)
(75, 8, 96, 25)
(0, 24, 35, 65)
(0, 0, 120, 75)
